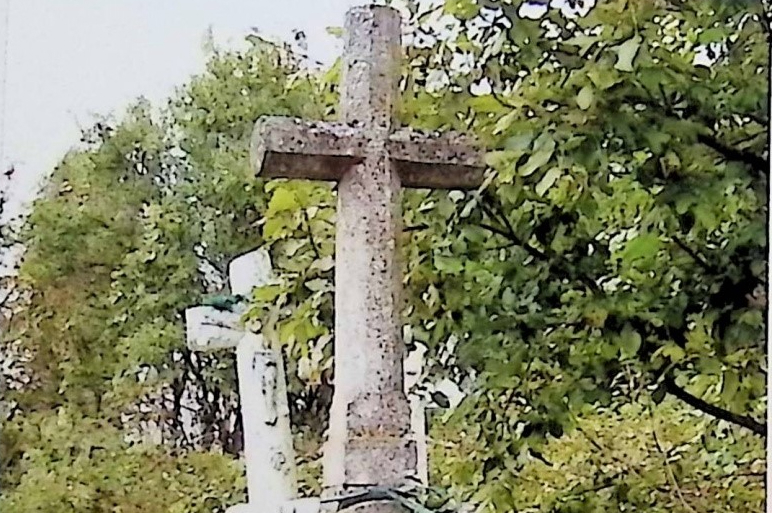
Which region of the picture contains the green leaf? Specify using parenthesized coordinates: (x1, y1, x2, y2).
(253, 284, 283, 302)
(614, 35, 642, 72)
(305, 278, 331, 293)
(564, 33, 598, 54)
(263, 217, 287, 239)
(738, 309, 763, 328)
(469, 94, 503, 114)
(621, 232, 661, 262)
(493, 110, 518, 135)
(485, 151, 512, 168)
(519, 133, 555, 177)
(619, 324, 642, 358)
(504, 131, 534, 151)
(443, 0, 481, 19)
(645, 131, 671, 154)
(721, 370, 740, 402)
(588, 67, 622, 90)
(698, 28, 726, 44)
(268, 188, 299, 212)
(310, 256, 334, 272)
(660, 344, 686, 362)
(434, 254, 464, 274)
(576, 86, 594, 110)
(535, 167, 561, 196)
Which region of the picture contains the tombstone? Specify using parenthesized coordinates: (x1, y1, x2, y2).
(250, 5, 484, 511)
(185, 249, 435, 513)
(185, 248, 297, 513)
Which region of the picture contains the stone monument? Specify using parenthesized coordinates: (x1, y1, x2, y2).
(250, 4, 483, 511)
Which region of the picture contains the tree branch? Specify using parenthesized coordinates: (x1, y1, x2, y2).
(663, 376, 766, 437)
(696, 133, 769, 176)
(627, 94, 769, 176)
(479, 219, 550, 263)
(672, 235, 717, 274)
(479, 220, 602, 294)
(302, 209, 321, 260)
(404, 223, 429, 232)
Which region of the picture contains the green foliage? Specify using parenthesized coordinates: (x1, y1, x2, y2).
(1, 41, 322, 510)
(430, 399, 765, 512)
(1, 411, 245, 513)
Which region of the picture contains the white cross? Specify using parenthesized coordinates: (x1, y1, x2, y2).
(185, 249, 297, 513)
(185, 248, 431, 513)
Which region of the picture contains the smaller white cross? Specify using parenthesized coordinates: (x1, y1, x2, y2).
(185, 248, 431, 512)
(185, 248, 297, 513)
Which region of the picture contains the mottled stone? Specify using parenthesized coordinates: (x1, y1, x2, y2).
(250, 121, 484, 190)
(251, 118, 367, 182)
(249, 5, 485, 512)
(388, 129, 483, 189)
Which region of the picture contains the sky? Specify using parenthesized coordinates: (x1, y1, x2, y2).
(0, 0, 361, 217)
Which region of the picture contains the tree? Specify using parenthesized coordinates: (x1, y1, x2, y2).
(0, 52, 285, 509)
(402, 0, 767, 508)
(245, 0, 768, 509)
(0, 164, 19, 311)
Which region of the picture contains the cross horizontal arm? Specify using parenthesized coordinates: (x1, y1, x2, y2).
(185, 306, 244, 351)
(251, 116, 368, 181)
(388, 128, 485, 189)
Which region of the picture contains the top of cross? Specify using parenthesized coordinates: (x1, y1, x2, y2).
(338, 5, 401, 131)
(250, 4, 484, 190)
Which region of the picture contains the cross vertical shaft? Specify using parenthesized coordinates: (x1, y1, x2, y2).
(326, 6, 414, 491)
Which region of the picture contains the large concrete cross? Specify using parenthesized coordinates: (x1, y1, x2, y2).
(251, 4, 483, 499)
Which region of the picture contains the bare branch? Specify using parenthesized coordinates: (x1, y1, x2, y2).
(663, 376, 766, 437)
(696, 133, 769, 177)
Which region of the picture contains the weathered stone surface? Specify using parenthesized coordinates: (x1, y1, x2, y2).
(249, 5, 485, 512)
(325, 8, 412, 503)
(339, 6, 401, 132)
(388, 129, 484, 189)
(251, 117, 367, 182)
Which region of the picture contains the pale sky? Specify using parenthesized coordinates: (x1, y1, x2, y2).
(0, 0, 361, 217)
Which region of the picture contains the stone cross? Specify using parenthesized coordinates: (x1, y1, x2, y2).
(185, 249, 297, 513)
(250, 4, 483, 504)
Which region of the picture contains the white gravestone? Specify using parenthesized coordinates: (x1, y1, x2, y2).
(185, 248, 297, 513)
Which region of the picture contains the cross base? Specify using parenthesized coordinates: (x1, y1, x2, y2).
(324, 389, 416, 490)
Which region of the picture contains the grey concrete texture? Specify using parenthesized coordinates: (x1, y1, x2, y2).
(250, 5, 484, 512)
